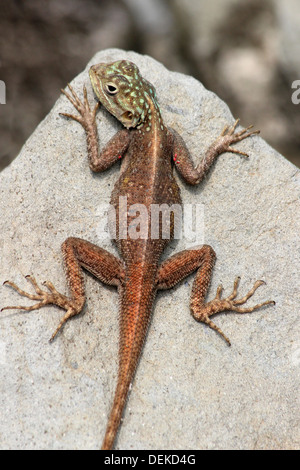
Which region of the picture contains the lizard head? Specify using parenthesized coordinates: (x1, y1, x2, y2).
(89, 60, 160, 129)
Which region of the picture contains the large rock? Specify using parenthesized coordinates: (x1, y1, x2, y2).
(0, 49, 299, 449)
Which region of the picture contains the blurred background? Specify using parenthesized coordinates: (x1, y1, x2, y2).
(0, 0, 299, 171)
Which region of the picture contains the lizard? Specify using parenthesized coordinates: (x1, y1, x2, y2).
(2, 60, 274, 450)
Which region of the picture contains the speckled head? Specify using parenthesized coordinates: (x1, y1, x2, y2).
(89, 60, 161, 129)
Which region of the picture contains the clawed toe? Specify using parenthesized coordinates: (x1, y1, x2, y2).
(2, 275, 45, 310)
(61, 83, 83, 109)
(193, 277, 274, 346)
(225, 277, 274, 312)
(60, 84, 99, 127)
(215, 276, 274, 314)
(219, 119, 260, 158)
(2, 275, 82, 342)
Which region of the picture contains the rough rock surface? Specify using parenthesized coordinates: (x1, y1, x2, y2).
(0, 49, 299, 449)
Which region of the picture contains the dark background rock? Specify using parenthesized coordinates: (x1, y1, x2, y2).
(0, 0, 299, 170)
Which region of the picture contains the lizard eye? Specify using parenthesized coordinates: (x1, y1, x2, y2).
(105, 83, 118, 95)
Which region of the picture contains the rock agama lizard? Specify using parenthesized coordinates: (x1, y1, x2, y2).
(2, 60, 274, 449)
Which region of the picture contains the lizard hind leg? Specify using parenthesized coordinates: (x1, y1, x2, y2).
(2, 274, 85, 342)
(2, 237, 125, 342)
(156, 246, 274, 346)
(191, 276, 275, 346)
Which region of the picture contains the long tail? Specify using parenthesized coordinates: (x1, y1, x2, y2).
(101, 365, 136, 450)
(101, 267, 156, 450)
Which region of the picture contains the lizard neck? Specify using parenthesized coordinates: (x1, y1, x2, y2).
(136, 91, 165, 136)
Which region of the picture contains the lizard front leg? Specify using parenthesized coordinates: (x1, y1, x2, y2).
(60, 84, 131, 172)
(2, 238, 125, 341)
(170, 119, 259, 185)
(156, 246, 274, 346)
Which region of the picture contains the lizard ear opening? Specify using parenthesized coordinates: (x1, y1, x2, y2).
(121, 111, 134, 126)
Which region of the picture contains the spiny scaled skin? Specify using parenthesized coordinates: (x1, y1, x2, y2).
(2, 60, 274, 450)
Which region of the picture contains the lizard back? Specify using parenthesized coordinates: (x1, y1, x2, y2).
(90, 60, 181, 448)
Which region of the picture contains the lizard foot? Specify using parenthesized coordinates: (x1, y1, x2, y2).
(60, 83, 99, 131)
(2, 275, 83, 342)
(192, 277, 275, 346)
(216, 118, 260, 158)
